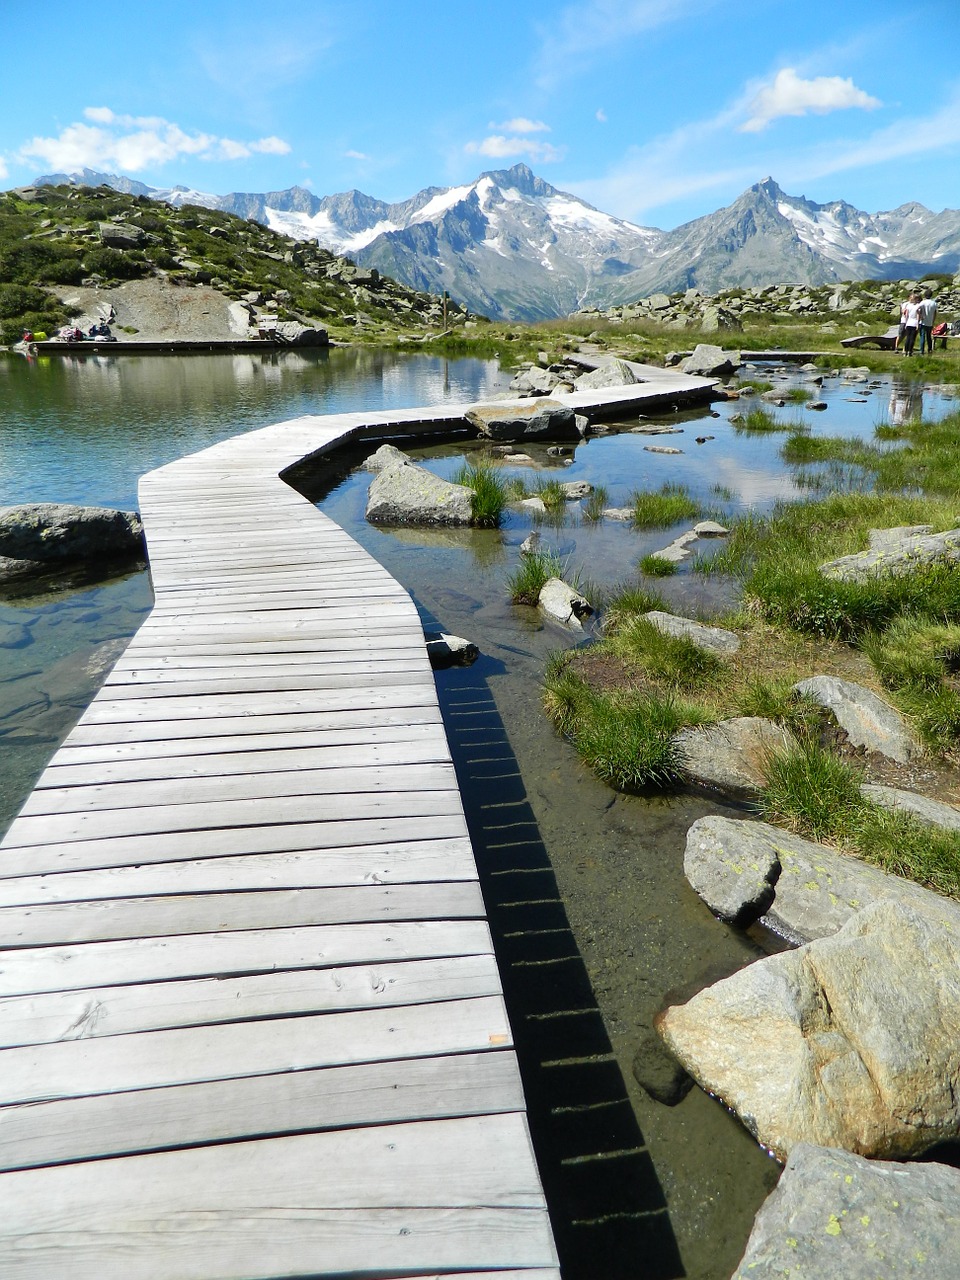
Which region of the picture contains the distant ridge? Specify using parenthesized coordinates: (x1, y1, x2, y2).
(31, 166, 960, 322)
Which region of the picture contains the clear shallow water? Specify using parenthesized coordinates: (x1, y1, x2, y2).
(1, 349, 957, 1278)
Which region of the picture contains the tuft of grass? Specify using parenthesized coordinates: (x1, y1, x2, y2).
(534, 478, 569, 511)
(759, 739, 865, 844)
(711, 483, 736, 502)
(606, 617, 724, 690)
(785, 386, 814, 403)
(733, 407, 785, 433)
(738, 379, 774, 393)
(862, 617, 960, 692)
(631, 482, 700, 529)
(758, 738, 960, 897)
(639, 553, 678, 576)
(543, 663, 707, 790)
(507, 549, 563, 604)
(602, 583, 668, 631)
(452, 458, 507, 527)
(582, 484, 608, 523)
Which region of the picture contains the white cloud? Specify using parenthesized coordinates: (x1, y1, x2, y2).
(17, 109, 290, 173)
(490, 117, 550, 134)
(0, 156, 7, 180)
(596, 108, 608, 123)
(345, 149, 371, 161)
(741, 68, 881, 132)
(465, 135, 566, 163)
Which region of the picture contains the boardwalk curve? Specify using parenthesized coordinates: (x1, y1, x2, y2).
(0, 369, 714, 1277)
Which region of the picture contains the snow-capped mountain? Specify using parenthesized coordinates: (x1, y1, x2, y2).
(31, 167, 960, 321)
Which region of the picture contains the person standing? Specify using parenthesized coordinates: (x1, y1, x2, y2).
(900, 291, 921, 356)
(918, 289, 938, 356)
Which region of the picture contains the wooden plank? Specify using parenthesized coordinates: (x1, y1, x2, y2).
(0, 996, 513, 1102)
(0, 836, 476, 905)
(56, 704, 444, 746)
(79, 683, 440, 724)
(21, 761, 458, 816)
(38, 735, 452, 787)
(0, 1120, 554, 1280)
(95, 666, 434, 699)
(41, 721, 449, 771)
(0, 880, 485, 947)
(0, 1050, 524, 1170)
(0, 919, 495, 997)
(0, 813, 470, 878)
(0, 953, 502, 1047)
(3, 787, 464, 849)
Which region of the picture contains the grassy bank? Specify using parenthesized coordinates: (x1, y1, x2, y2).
(543, 404, 960, 899)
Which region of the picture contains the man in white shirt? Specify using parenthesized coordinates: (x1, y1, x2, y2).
(918, 290, 938, 356)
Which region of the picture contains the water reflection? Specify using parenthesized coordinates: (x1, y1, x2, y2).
(888, 378, 924, 426)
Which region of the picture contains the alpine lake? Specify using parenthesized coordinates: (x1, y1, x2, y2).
(2, 344, 957, 1279)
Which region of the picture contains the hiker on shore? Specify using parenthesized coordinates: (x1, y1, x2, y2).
(918, 289, 938, 356)
(899, 291, 921, 356)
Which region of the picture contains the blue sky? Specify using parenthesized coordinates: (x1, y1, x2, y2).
(3, 1, 959, 229)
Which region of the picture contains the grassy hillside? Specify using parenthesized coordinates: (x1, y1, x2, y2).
(0, 183, 465, 345)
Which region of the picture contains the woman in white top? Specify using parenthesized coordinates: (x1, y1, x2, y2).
(900, 293, 921, 356)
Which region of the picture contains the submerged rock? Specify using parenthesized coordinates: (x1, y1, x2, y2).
(658, 898, 960, 1160)
(424, 631, 479, 668)
(733, 1143, 960, 1279)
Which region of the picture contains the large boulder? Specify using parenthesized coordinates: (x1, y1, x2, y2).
(466, 398, 579, 442)
(0, 504, 144, 582)
(365, 461, 473, 526)
(658, 898, 960, 1160)
(573, 358, 638, 390)
(732, 1143, 960, 1279)
(794, 675, 918, 763)
(674, 717, 795, 798)
(679, 344, 741, 377)
(820, 527, 960, 582)
(98, 221, 145, 249)
(684, 813, 944, 943)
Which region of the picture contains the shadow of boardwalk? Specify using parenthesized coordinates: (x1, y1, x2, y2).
(435, 661, 684, 1280)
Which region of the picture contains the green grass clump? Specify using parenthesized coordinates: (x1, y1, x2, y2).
(785, 387, 814, 403)
(631, 482, 700, 529)
(534, 478, 569, 511)
(738, 379, 774, 393)
(861, 617, 960, 751)
(602, 584, 667, 631)
(543, 659, 706, 790)
(759, 739, 865, 844)
(733, 407, 785, 433)
(453, 458, 507, 527)
(507, 549, 563, 604)
(582, 485, 608, 523)
(639, 553, 678, 576)
(758, 738, 960, 897)
(606, 617, 724, 690)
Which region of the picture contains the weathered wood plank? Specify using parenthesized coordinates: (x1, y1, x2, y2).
(0, 919, 495, 997)
(0, 1051, 524, 1170)
(0, 953, 502, 1047)
(21, 760, 458, 816)
(0, 813, 470, 877)
(0, 996, 513, 1102)
(0, 879, 485, 947)
(0, 837, 476, 906)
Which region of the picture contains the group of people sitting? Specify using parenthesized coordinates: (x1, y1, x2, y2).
(897, 289, 942, 356)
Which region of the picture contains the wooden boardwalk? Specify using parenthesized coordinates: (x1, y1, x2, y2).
(0, 372, 714, 1278)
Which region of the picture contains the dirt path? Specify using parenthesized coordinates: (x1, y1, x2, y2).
(56, 278, 252, 342)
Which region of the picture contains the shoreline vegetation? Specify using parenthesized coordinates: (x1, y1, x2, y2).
(542, 403, 960, 901)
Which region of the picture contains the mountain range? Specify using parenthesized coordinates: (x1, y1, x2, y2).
(32, 165, 960, 323)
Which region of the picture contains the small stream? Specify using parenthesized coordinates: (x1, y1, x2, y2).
(1, 349, 958, 1278)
